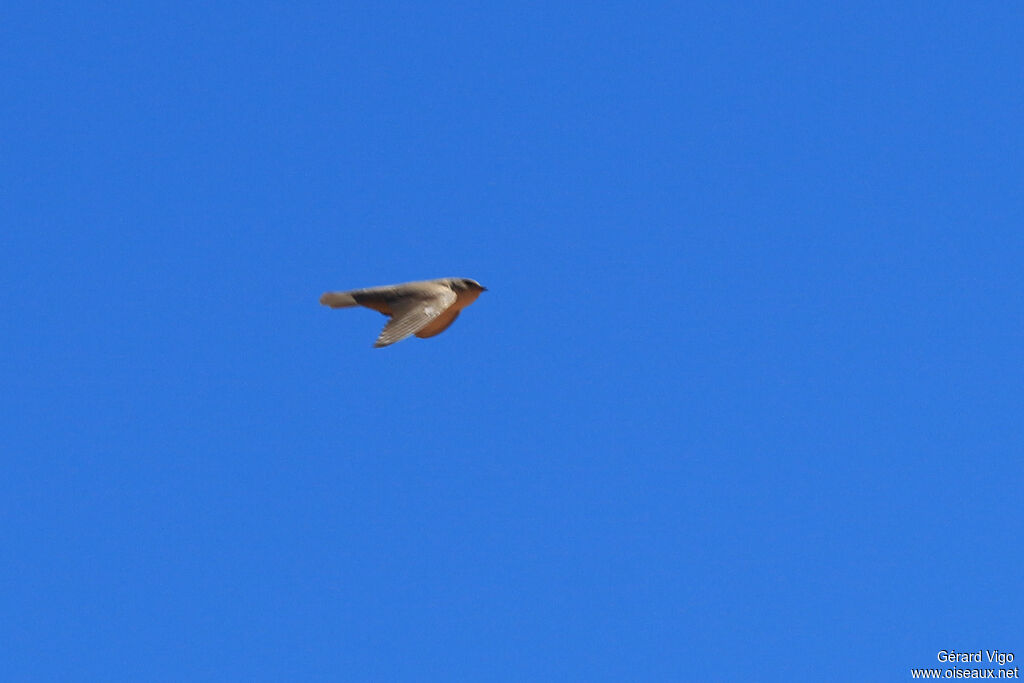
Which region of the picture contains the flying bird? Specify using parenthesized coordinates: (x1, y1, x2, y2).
(319, 277, 487, 347)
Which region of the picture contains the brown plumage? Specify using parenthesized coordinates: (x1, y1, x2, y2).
(319, 277, 487, 347)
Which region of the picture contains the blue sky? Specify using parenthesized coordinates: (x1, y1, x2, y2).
(2, 1, 1022, 680)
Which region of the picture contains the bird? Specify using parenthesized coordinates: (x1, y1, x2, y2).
(319, 277, 487, 347)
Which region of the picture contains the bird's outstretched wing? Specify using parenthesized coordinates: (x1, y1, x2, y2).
(374, 288, 457, 347)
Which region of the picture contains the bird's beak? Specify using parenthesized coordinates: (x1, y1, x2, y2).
(480, 286, 488, 292)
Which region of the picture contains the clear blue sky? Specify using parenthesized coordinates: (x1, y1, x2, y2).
(3, 2, 1021, 680)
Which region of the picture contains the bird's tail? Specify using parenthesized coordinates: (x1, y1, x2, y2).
(319, 291, 358, 308)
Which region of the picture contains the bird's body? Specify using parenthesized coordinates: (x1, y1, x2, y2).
(319, 277, 486, 347)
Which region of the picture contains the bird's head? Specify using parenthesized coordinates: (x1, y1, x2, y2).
(451, 278, 487, 293)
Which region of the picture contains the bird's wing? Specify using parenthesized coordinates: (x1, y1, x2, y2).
(374, 288, 457, 347)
